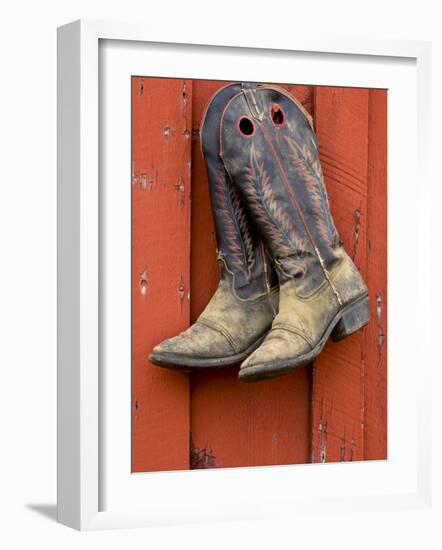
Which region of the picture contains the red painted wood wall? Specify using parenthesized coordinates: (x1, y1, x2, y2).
(131, 78, 387, 472)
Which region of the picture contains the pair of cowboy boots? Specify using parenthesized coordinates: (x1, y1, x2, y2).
(149, 83, 370, 382)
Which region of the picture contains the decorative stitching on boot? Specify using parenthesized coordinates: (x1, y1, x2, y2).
(229, 181, 256, 273)
(294, 252, 359, 301)
(270, 323, 315, 349)
(285, 136, 339, 249)
(258, 122, 343, 306)
(197, 318, 240, 353)
(213, 167, 250, 280)
(241, 145, 309, 278)
(216, 256, 278, 303)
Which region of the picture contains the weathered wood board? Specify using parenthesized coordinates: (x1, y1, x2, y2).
(131, 77, 192, 472)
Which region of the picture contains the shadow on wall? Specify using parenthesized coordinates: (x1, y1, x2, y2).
(25, 503, 57, 522)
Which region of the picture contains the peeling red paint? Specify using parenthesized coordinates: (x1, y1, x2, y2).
(376, 292, 385, 367)
(352, 206, 361, 260)
(140, 269, 148, 298)
(132, 162, 159, 191)
(178, 274, 185, 312)
(182, 81, 188, 119)
(190, 435, 218, 469)
(175, 176, 185, 207)
(317, 397, 328, 463)
(163, 126, 176, 139)
(182, 128, 191, 144)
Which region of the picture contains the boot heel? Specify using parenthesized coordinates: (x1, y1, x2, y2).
(331, 296, 370, 342)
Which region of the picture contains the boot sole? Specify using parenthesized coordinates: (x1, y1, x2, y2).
(148, 332, 268, 371)
(238, 294, 370, 382)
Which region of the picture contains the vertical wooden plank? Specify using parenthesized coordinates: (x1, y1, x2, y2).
(190, 80, 230, 322)
(190, 367, 311, 468)
(285, 84, 315, 116)
(364, 90, 388, 460)
(311, 87, 370, 463)
(189, 82, 313, 468)
(131, 77, 191, 472)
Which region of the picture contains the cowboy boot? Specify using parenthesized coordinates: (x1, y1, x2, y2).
(149, 84, 278, 370)
(217, 83, 369, 382)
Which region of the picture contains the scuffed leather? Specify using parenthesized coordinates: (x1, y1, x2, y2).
(151, 267, 278, 360)
(240, 248, 368, 369)
(198, 265, 279, 353)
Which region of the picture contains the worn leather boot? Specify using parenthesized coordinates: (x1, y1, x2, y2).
(216, 83, 370, 382)
(149, 84, 278, 370)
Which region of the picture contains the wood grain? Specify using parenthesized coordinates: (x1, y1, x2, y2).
(131, 77, 192, 472)
(363, 89, 388, 460)
(311, 87, 370, 463)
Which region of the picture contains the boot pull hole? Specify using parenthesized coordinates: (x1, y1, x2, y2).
(270, 104, 285, 127)
(238, 116, 255, 137)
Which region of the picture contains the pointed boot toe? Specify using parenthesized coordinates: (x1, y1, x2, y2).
(149, 322, 238, 370)
(149, 268, 278, 371)
(238, 328, 312, 382)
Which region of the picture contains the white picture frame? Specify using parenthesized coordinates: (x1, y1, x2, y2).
(57, 19, 433, 531)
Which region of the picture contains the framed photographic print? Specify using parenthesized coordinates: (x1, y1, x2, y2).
(57, 19, 432, 530)
(130, 76, 386, 472)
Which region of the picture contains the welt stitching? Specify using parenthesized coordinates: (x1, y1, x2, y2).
(197, 318, 239, 353)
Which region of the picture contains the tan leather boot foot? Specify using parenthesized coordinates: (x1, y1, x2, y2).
(149, 269, 278, 370)
(239, 250, 369, 382)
